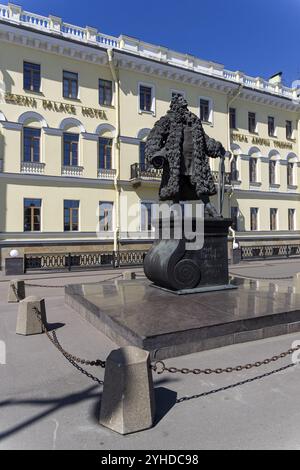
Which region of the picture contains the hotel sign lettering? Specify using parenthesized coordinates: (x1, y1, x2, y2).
(4, 93, 107, 120)
(232, 132, 293, 150)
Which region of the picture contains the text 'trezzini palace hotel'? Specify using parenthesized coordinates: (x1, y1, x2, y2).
(0, 3, 300, 269)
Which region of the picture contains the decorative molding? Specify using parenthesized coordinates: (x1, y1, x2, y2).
(0, 121, 23, 131)
(59, 117, 86, 133)
(120, 136, 140, 145)
(95, 123, 116, 137)
(18, 111, 48, 127)
(43, 127, 63, 136)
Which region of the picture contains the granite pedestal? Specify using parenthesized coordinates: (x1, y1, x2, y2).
(65, 277, 300, 360)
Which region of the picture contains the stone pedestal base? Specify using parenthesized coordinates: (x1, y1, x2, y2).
(144, 218, 233, 292)
(8, 280, 25, 303)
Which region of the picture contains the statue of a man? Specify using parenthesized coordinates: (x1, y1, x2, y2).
(145, 95, 226, 217)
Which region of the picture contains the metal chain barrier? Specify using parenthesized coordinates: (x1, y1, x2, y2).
(229, 273, 293, 281)
(152, 344, 300, 376)
(32, 305, 106, 384)
(176, 363, 297, 403)
(25, 274, 123, 289)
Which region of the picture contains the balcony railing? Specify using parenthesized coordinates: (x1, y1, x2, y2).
(131, 164, 232, 185)
(21, 161, 45, 175)
(212, 171, 232, 185)
(61, 165, 84, 177)
(131, 163, 163, 181)
(98, 168, 117, 180)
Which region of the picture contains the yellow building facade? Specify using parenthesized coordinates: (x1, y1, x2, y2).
(0, 3, 300, 269)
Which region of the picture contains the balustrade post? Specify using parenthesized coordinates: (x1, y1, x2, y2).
(8, 3, 22, 23)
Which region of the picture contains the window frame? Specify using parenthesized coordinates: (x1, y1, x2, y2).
(270, 208, 278, 231)
(248, 112, 257, 134)
(229, 107, 237, 130)
(98, 137, 113, 170)
(99, 79, 113, 107)
(249, 157, 258, 183)
(23, 61, 41, 93)
(23, 127, 41, 163)
(286, 120, 293, 140)
(268, 116, 276, 137)
(24, 198, 42, 233)
(138, 82, 156, 115)
(63, 70, 79, 100)
(63, 133, 79, 167)
(250, 207, 259, 231)
(140, 201, 155, 232)
(99, 201, 114, 232)
(288, 208, 296, 231)
(199, 96, 213, 125)
(64, 200, 80, 232)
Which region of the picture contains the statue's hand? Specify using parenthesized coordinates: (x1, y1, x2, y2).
(206, 138, 226, 158)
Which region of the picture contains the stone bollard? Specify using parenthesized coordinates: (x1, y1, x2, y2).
(294, 273, 300, 291)
(100, 346, 155, 435)
(8, 280, 26, 303)
(16, 297, 47, 336)
(123, 271, 136, 280)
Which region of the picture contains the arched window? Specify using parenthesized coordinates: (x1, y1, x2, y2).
(230, 155, 239, 181)
(268, 151, 281, 186)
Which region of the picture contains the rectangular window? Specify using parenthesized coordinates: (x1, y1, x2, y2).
(140, 85, 152, 112)
(139, 142, 146, 167)
(268, 116, 275, 137)
(99, 138, 112, 170)
(229, 108, 236, 129)
(289, 209, 295, 231)
(230, 155, 239, 181)
(249, 157, 257, 183)
(231, 207, 239, 231)
(141, 202, 154, 232)
(287, 162, 294, 186)
(24, 199, 41, 232)
(250, 208, 259, 231)
(64, 200, 79, 232)
(99, 79, 113, 106)
(99, 202, 113, 232)
(248, 112, 256, 133)
(270, 208, 278, 231)
(286, 120, 293, 140)
(23, 128, 41, 163)
(23, 62, 41, 92)
(269, 160, 277, 185)
(63, 71, 78, 99)
(200, 99, 210, 122)
(63, 133, 79, 166)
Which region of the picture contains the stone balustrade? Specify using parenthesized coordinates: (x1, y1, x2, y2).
(97, 168, 117, 180)
(61, 165, 84, 177)
(21, 161, 45, 175)
(0, 3, 298, 102)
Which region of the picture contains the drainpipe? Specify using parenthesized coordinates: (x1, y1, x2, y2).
(219, 84, 244, 216)
(107, 49, 121, 254)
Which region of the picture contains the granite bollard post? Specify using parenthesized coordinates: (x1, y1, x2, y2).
(16, 297, 47, 336)
(8, 280, 26, 303)
(123, 271, 136, 280)
(100, 346, 155, 435)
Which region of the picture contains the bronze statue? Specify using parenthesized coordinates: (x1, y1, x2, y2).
(145, 95, 226, 217)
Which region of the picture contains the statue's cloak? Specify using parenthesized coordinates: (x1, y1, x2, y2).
(145, 104, 225, 201)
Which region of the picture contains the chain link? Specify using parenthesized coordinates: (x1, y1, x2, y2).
(230, 273, 293, 281)
(25, 274, 123, 289)
(32, 306, 106, 369)
(152, 345, 300, 376)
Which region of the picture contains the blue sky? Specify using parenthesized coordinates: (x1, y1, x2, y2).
(6, 0, 300, 86)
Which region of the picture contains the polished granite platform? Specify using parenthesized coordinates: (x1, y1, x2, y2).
(65, 277, 300, 360)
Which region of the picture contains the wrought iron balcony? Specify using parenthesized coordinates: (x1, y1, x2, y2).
(212, 171, 233, 185)
(130, 163, 163, 181)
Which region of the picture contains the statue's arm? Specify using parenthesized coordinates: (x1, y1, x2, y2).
(145, 117, 170, 168)
(205, 135, 226, 159)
